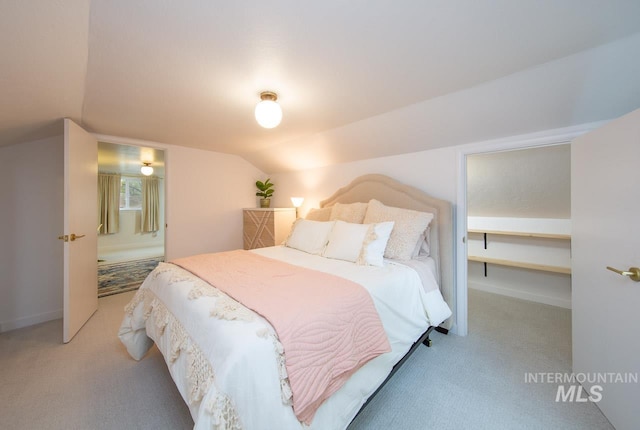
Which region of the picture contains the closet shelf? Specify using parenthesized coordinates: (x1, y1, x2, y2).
(467, 229, 571, 240)
(467, 255, 571, 275)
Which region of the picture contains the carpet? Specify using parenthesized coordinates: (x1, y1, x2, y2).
(98, 256, 164, 297)
(0, 289, 613, 430)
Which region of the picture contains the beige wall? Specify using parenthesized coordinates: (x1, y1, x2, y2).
(163, 143, 265, 260)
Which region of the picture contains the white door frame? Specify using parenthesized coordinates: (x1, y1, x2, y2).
(453, 121, 606, 336)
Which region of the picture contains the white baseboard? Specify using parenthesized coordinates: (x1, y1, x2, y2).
(0, 309, 62, 333)
(469, 281, 571, 309)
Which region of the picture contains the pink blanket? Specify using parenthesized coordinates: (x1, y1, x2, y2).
(172, 250, 390, 424)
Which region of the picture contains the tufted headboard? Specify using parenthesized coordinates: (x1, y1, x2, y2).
(319, 174, 454, 330)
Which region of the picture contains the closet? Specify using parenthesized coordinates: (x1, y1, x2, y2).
(466, 144, 571, 308)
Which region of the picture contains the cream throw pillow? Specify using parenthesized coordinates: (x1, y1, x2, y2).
(329, 202, 368, 223)
(305, 207, 331, 221)
(363, 199, 434, 260)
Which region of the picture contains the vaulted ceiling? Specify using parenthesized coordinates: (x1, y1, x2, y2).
(2, 0, 640, 172)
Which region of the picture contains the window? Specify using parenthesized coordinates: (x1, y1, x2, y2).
(120, 177, 142, 210)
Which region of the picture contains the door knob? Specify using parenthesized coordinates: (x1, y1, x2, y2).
(58, 233, 85, 242)
(606, 266, 640, 282)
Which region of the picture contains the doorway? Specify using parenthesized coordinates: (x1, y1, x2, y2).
(465, 144, 572, 309)
(96, 141, 166, 297)
(453, 122, 603, 335)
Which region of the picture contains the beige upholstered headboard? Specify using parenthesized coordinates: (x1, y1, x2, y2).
(320, 174, 454, 330)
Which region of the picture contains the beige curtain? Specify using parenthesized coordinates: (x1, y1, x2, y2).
(141, 176, 160, 233)
(98, 173, 121, 234)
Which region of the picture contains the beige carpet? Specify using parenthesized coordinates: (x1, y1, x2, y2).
(0, 289, 612, 430)
(0, 291, 193, 430)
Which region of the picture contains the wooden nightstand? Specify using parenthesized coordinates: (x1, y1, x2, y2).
(243, 208, 296, 250)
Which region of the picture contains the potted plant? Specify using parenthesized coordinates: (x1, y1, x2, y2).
(255, 178, 275, 208)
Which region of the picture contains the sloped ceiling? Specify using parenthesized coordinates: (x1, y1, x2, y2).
(1, 0, 640, 172)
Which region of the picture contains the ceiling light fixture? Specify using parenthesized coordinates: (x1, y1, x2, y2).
(141, 162, 154, 176)
(255, 91, 282, 128)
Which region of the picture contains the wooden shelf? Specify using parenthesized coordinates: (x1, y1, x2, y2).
(467, 255, 571, 275)
(467, 229, 570, 240)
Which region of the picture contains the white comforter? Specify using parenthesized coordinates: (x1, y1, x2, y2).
(118, 246, 451, 430)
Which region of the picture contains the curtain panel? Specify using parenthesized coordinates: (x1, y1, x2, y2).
(98, 173, 121, 234)
(141, 176, 160, 233)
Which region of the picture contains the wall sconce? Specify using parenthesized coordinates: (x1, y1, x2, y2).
(255, 91, 282, 128)
(291, 197, 304, 217)
(141, 162, 154, 176)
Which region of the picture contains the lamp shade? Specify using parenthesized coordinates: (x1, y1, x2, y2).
(290, 197, 304, 208)
(255, 91, 282, 128)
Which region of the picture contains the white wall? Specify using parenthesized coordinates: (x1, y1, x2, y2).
(1, 133, 264, 332)
(269, 146, 457, 214)
(0, 135, 64, 332)
(467, 145, 571, 218)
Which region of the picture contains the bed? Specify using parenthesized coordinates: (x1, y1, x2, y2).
(118, 174, 454, 430)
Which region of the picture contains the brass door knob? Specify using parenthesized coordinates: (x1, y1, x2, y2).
(606, 266, 640, 282)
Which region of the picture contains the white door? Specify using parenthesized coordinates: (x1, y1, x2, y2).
(62, 119, 98, 343)
(572, 109, 640, 429)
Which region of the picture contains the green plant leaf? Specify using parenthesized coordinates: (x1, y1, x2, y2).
(256, 178, 274, 196)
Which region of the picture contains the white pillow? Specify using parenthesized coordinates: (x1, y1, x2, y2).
(361, 221, 395, 267)
(323, 221, 370, 263)
(322, 220, 394, 267)
(285, 219, 335, 255)
(363, 199, 434, 260)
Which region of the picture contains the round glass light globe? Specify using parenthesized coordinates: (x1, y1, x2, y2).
(140, 165, 154, 176)
(255, 100, 282, 128)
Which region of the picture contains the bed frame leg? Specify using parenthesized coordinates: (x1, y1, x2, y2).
(422, 327, 449, 347)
